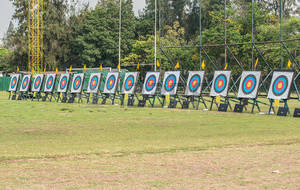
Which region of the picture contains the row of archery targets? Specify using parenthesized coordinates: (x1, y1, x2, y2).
(7, 69, 300, 117)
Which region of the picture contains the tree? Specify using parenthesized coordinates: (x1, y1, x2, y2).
(5, 0, 80, 71)
(73, 0, 136, 68)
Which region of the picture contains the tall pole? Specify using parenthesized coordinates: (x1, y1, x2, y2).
(154, 0, 157, 71)
(224, 0, 227, 69)
(199, 0, 202, 70)
(119, 0, 122, 67)
(280, 0, 283, 69)
(251, 0, 254, 70)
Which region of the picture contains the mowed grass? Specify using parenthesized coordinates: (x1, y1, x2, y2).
(1, 93, 300, 189)
(0, 92, 299, 160)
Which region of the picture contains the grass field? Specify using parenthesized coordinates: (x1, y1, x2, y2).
(0, 92, 300, 189)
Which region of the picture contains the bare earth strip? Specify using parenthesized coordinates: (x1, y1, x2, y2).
(1, 143, 300, 190)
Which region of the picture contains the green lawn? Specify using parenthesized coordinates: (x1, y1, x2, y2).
(0, 92, 300, 161)
(1, 92, 300, 189)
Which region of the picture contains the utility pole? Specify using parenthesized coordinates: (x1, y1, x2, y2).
(154, 0, 157, 71)
(119, 0, 122, 67)
(224, 0, 227, 69)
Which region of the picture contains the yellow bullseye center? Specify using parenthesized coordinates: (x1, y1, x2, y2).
(278, 83, 283, 89)
(247, 82, 251, 88)
(192, 81, 197, 86)
(218, 81, 223, 87)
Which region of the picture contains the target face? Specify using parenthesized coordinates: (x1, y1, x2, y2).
(268, 71, 294, 100)
(238, 71, 262, 99)
(103, 72, 120, 94)
(20, 75, 32, 92)
(9, 74, 20, 92)
(272, 76, 288, 96)
(71, 73, 84, 93)
(146, 75, 156, 91)
(210, 71, 231, 97)
(122, 72, 139, 94)
(57, 74, 70, 93)
(87, 73, 102, 93)
(185, 71, 205, 96)
(44, 74, 56, 92)
(161, 71, 180, 95)
(142, 72, 160, 95)
(32, 74, 44, 92)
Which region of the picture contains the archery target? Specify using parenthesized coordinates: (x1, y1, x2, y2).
(19, 75, 32, 92)
(185, 71, 205, 96)
(71, 73, 85, 93)
(268, 71, 294, 100)
(103, 72, 120, 94)
(44, 74, 56, 93)
(87, 73, 102, 93)
(57, 73, 70, 93)
(237, 71, 262, 99)
(122, 72, 139, 94)
(142, 72, 160, 95)
(210, 71, 231, 97)
(8, 74, 20, 92)
(32, 74, 44, 92)
(161, 71, 180, 95)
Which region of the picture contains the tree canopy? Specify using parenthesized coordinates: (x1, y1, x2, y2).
(2, 0, 299, 73)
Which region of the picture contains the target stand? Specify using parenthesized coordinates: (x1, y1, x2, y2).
(182, 71, 207, 110)
(42, 74, 57, 102)
(235, 71, 265, 113)
(159, 71, 181, 108)
(31, 74, 44, 101)
(120, 72, 139, 107)
(85, 73, 102, 104)
(101, 72, 120, 105)
(68, 73, 85, 104)
(8, 74, 20, 100)
(17, 74, 32, 101)
(267, 71, 294, 115)
(56, 73, 70, 103)
(137, 72, 161, 107)
(209, 71, 232, 111)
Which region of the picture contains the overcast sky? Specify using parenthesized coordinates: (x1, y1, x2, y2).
(0, 0, 146, 39)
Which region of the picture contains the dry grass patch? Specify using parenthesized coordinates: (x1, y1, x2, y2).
(1, 143, 300, 190)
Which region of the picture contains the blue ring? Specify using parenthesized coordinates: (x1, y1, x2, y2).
(11, 77, 18, 89)
(124, 75, 135, 91)
(272, 76, 288, 96)
(214, 74, 227, 93)
(34, 76, 42, 89)
(106, 75, 116, 90)
(242, 75, 256, 94)
(90, 76, 99, 90)
(60, 76, 68, 90)
(46, 76, 54, 89)
(22, 77, 29, 90)
(73, 76, 82, 90)
(189, 74, 201, 92)
(164, 74, 176, 92)
(145, 75, 157, 92)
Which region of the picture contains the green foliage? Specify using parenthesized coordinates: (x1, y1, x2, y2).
(2, 0, 300, 72)
(73, 0, 136, 68)
(0, 48, 13, 71)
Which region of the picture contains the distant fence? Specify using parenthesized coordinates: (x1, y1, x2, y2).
(0, 77, 10, 91)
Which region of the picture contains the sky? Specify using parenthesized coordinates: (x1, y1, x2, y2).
(0, 0, 146, 40)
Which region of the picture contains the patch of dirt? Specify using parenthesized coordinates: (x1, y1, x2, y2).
(0, 144, 300, 190)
